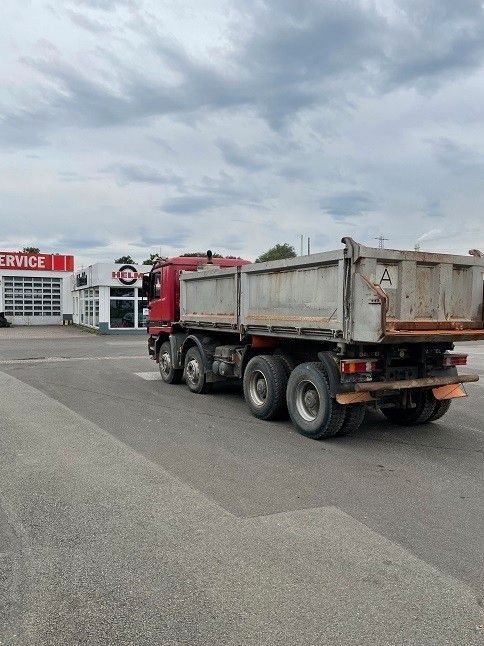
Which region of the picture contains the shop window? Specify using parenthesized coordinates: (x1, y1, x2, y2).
(110, 299, 135, 328)
(110, 287, 134, 298)
(138, 299, 148, 327)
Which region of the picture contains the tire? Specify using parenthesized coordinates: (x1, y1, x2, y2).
(336, 404, 366, 437)
(273, 350, 297, 375)
(184, 346, 212, 394)
(381, 389, 437, 426)
(243, 355, 289, 420)
(286, 362, 346, 439)
(428, 399, 452, 422)
(159, 341, 183, 384)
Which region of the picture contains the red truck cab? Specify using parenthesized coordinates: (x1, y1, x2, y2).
(144, 255, 250, 338)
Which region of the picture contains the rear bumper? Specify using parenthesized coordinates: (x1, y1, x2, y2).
(344, 373, 479, 394)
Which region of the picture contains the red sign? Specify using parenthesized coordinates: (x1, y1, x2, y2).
(0, 252, 74, 272)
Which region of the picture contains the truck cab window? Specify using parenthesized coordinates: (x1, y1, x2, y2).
(153, 273, 161, 299)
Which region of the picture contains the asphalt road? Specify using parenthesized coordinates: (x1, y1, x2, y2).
(0, 329, 483, 645)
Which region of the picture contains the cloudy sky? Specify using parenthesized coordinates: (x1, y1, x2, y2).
(1, 0, 484, 266)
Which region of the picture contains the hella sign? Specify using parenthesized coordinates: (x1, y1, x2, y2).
(0, 252, 74, 271)
(112, 264, 144, 286)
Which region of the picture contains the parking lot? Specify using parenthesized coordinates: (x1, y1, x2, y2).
(0, 327, 483, 645)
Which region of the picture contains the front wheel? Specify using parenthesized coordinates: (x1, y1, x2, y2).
(184, 346, 212, 394)
(286, 362, 346, 439)
(159, 341, 183, 384)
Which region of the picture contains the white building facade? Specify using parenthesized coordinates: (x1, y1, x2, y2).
(72, 262, 151, 334)
(0, 251, 74, 325)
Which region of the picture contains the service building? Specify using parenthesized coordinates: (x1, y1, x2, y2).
(0, 251, 74, 325)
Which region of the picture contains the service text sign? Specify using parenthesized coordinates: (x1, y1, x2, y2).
(0, 252, 74, 272)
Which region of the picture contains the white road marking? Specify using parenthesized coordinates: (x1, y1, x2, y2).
(135, 372, 161, 380)
(0, 355, 145, 365)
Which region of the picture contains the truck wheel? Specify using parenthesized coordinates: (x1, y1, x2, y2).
(428, 399, 452, 422)
(184, 346, 212, 394)
(243, 355, 288, 420)
(159, 342, 183, 384)
(381, 390, 436, 426)
(273, 350, 296, 375)
(286, 362, 345, 439)
(336, 404, 366, 437)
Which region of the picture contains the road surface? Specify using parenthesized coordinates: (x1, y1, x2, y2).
(0, 328, 482, 645)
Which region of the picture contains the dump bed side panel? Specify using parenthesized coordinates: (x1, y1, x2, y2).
(239, 252, 345, 339)
(180, 267, 239, 329)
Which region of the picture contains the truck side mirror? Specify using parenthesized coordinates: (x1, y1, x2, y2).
(142, 274, 150, 297)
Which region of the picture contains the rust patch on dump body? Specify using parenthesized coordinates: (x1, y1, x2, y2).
(245, 314, 336, 323)
(387, 320, 481, 331)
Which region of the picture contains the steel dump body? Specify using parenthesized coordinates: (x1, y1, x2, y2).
(180, 239, 484, 344)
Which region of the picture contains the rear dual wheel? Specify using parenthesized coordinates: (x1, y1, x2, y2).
(243, 355, 289, 420)
(381, 389, 451, 426)
(286, 362, 348, 439)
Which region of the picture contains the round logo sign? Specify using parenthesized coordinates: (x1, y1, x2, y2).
(117, 264, 138, 286)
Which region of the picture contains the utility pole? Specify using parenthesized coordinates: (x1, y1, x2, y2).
(307, 237, 311, 255)
(299, 234, 304, 256)
(375, 235, 388, 249)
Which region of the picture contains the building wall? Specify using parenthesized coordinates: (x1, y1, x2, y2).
(72, 263, 150, 334)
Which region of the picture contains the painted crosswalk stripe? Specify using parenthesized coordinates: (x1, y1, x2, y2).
(135, 372, 161, 380)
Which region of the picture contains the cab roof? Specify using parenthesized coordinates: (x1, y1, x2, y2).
(157, 256, 251, 268)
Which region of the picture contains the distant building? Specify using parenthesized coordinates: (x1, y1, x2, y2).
(0, 251, 74, 325)
(71, 262, 151, 334)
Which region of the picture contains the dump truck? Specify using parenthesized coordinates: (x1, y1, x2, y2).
(144, 238, 483, 439)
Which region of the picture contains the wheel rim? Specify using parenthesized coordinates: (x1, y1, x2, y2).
(295, 379, 321, 422)
(248, 370, 268, 406)
(160, 351, 172, 378)
(186, 357, 201, 387)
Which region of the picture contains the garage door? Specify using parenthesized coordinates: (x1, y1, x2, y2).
(2, 276, 63, 325)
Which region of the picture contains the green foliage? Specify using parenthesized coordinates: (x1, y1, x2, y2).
(142, 253, 167, 265)
(179, 252, 223, 258)
(255, 243, 297, 263)
(114, 255, 136, 264)
(22, 246, 40, 253)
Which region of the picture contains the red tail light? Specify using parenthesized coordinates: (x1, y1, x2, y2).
(443, 353, 467, 367)
(340, 359, 380, 374)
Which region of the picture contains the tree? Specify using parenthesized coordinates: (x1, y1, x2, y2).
(142, 253, 167, 265)
(114, 255, 136, 264)
(255, 243, 297, 263)
(179, 252, 223, 258)
(22, 246, 40, 253)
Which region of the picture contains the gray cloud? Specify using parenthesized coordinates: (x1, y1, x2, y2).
(3, 0, 484, 148)
(1, 1, 484, 263)
(66, 10, 110, 33)
(428, 137, 484, 172)
(55, 236, 110, 249)
(216, 139, 266, 172)
(321, 191, 376, 220)
(134, 230, 190, 248)
(160, 195, 220, 215)
(107, 163, 184, 187)
(70, 0, 134, 10)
